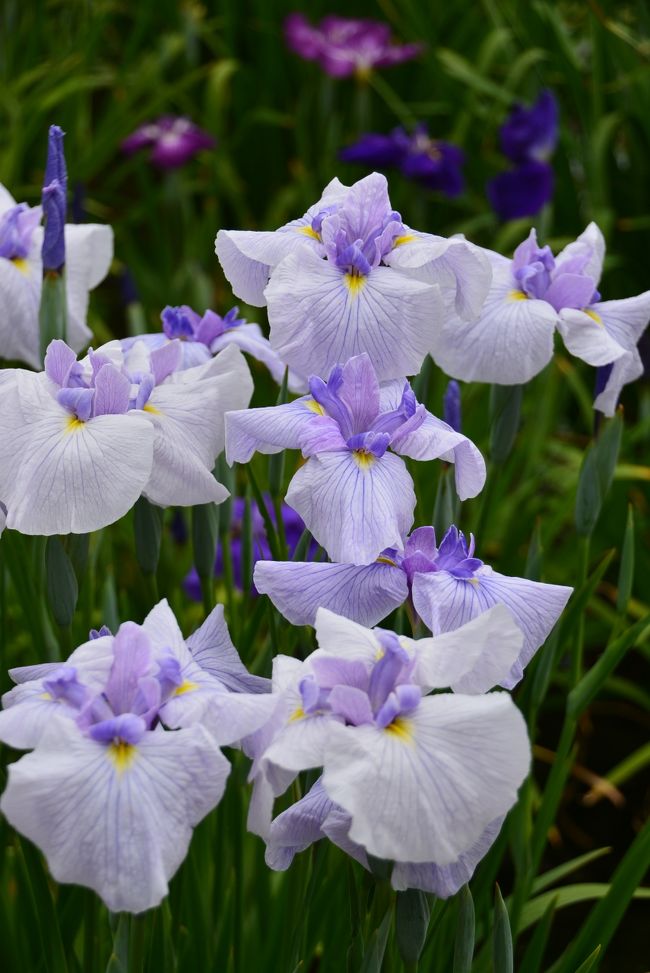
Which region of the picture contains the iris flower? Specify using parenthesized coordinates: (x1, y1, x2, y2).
(0, 599, 273, 912)
(284, 14, 423, 79)
(226, 354, 486, 564)
(122, 116, 215, 169)
(429, 223, 650, 411)
(216, 172, 491, 382)
(0, 338, 252, 535)
(246, 607, 530, 897)
(254, 525, 572, 688)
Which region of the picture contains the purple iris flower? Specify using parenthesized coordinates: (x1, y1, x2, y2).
(284, 14, 423, 78)
(254, 524, 572, 689)
(246, 607, 530, 896)
(216, 173, 492, 383)
(0, 599, 273, 912)
(226, 354, 486, 564)
(341, 126, 465, 197)
(0, 337, 252, 535)
(428, 223, 650, 411)
(41, 125, 67, 272)
(443, 380, 462, 433)
(184, 496, 317, 599)
(122, 116, 215, 169)
(487, 90, 559, 220)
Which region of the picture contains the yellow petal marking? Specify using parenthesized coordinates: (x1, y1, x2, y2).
(305, 398, 325, 416)
(65, 416, 85, 433)
(353, 449, 375, 469)
(11, 257, 29, 275)
(108, 741, 137, 773)
(143, 403, 162, 415)
(508, 290, 528, 301)
(344, 273, 366, 296)
(174, 679, 198, 696)
(289, 707, 305, 722)
(584, 309, 603, 325)
(385, 717, 414, 743)
(393, 234, 416, 248)
(299, 225, 321, 241)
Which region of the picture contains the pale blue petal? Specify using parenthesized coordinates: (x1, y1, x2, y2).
(286, 451, 415, 564)
(187, 603, 270, 693)
(265, 247, 442, 382)
(253, 559, 407, 626)
(225, 396, 322, 464)
(391, 413, 486, 500)
(411, 568, 572, 688)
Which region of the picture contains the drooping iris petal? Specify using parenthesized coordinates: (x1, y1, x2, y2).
(285, 449, 415, 564)
(390, 412, 486, 500)
(411, 567, 572, 688)
(321, 692, 529, 866)
(428, 257, 558, 384)
(557, 308, 628, 366)
(0, 373, 155, 536)
(594, 346, 644, 416)
(409, 603, 524, 694)
(187, 603, 270, 694)
(383, 232, 492, 321)
(225, 397, 324, 464)
(253, 559, 407, 627)
(0, 720, 229, 913)
(264, 247, 442, 382)
(391, 817, 504, 896)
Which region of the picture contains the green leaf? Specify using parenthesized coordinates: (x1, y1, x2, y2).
(45, 536, 79, 628)
(492, 885, 513, 973)
(191, 502, 219, 580)
(489, 384, 523, 465)
(568, 612, 650, 717)
(520, 882, 650, 935)
(133, 497, 163, 576)
(525, 521, 543, 582)
(572, 946, 602, 973)
(437, 48, 513, 103)
(433, 467, 456, 538)
(396, 888, 430, 966)
(518, 894, 557, 973)
(532, 847, 612, 894)
(452, 885, 475, 973)
(575, 412, 623, 536)
(616, 504, 635, 614)
(359, 905, 393, 973)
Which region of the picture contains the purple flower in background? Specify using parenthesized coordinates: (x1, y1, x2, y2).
(122, 116, 215, 169)
(184, 496, 317, 599)
(0, 181, 113, 369)
(341, 126, 465, 197)
(255, 524, 572, 688)
(226, 354, 486, 564)
(443, 380, 462, 433)
(0, 339, 252, 535)
(246, 608, 530, 896)
(0, 599, 273, 912)
(488, 90, 559, 220)
(216, 173, 491, 382)
(429, 223, 650, 409)
(284, 14, 423, 78)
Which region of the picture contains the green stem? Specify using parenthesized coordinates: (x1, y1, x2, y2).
(572, 535, 591, 685)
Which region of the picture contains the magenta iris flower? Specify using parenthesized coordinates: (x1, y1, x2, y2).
(487, 90, 559, 220)
(284, 14, 423, 78)
(341, 126, 465, 197)
(122, 116, 215, 169)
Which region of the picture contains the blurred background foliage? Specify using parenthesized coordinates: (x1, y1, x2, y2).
(0, 1, 649, 971)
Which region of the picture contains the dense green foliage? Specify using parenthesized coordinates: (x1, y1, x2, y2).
(0, 1, 649, 971)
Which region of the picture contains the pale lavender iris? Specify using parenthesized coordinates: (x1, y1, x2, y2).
(0, 204, 42, 261)
(254, 524, 572, 689)
(122, 116, 215, 169)
(226, 354, 486, 564)
(0, 337, 252, 535)
(429, 223, 650, 407)
(247, 608, 530, 895)
(284, 14, 423, 78)
(0, 599, 273, 912)
(216, 172, 492, 382)
(341, 125, 465, 197)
